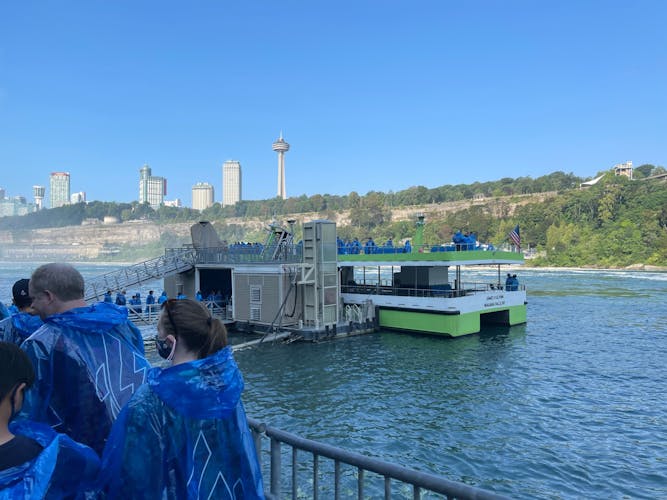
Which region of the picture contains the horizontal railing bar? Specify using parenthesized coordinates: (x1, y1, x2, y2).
(248, 418, 508, 500)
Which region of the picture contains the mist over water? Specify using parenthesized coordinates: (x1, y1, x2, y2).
(2, 263, 666, 498)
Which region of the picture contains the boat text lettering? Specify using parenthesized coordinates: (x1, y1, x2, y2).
(484, 294, 506, 307)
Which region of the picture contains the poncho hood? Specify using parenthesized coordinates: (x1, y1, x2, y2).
(11, 312, 43, 342)
(148, 346, 244, 420)
(45, 302, 129, 331)
(0, 420, 100, 496)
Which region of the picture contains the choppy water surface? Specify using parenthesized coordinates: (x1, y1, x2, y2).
(1, 264, 666, 498)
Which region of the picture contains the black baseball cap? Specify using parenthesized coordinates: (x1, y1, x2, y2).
(12, 279, 31, 308)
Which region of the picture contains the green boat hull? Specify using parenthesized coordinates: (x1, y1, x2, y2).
(378, 304, 527, 337)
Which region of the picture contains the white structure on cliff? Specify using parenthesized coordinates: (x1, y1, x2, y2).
(614, 161, 633, 179)
(222, 160, 242, 206)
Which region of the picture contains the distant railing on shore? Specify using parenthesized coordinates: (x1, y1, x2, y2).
(247, 417, 509, 500)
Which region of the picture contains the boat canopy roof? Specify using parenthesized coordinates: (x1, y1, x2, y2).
(337, 249, 524, 267)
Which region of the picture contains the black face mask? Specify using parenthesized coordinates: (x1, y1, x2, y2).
(155, 336, 174, 360)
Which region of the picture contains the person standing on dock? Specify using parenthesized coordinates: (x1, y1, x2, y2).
(0, 279, 42, 346)
(100, 299, 264, 498)
(145, 290, 156, 319)
(18, 263, 150, 455)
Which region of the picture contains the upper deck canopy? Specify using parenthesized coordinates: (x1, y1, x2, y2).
(337, 249, 524, 267)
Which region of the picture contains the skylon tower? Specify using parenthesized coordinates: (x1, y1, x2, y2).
(272, 132, 290, 199)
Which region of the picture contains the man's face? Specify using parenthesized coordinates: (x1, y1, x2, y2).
(28, 284, 55, 320)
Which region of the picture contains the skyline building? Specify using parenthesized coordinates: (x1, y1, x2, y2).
(222, 160, 242, 207)
(50, 172, 70, 208)
(33, 185, 45, 210)
(71, 191, 86, 204)
(0, 197, 34, 217)
(272, 133, 290, 199)
(139, 164, 167, 209)
(192, 182, 214, 211)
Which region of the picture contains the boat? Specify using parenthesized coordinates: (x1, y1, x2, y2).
(86, 216, 525, 340)
(337, 214, 526, 337)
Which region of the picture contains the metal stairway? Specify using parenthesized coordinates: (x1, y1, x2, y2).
(84, 248, 197, 302)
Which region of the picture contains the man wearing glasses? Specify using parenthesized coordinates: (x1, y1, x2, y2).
(19, 263, 150, 455)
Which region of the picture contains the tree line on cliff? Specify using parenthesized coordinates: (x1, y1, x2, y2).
(1, 166, 666, 267)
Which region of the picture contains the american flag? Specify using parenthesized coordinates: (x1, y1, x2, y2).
(509, 225, 521, 248)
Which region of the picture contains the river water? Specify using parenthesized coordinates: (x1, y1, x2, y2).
(1, 263, 665, 499)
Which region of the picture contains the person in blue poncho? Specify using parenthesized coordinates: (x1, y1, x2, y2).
(100, 299, 265, 499)
(19, 263, 150, 455)
(0, 279, 43, 345)
(0, 342, 100, 498)
(0, 301, 8, 321)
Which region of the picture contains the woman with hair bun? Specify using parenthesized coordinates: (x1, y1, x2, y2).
(100, 299, 264, 499)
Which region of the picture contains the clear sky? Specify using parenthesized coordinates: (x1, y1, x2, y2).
(1, 1, 665, 207)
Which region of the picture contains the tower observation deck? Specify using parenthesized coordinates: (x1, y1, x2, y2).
(272, 133, 290, 199)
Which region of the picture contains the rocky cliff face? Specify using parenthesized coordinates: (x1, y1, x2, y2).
(0, 221, 193, 261)
(0, 192, 555, 261)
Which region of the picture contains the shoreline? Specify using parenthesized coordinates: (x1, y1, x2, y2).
(521, 264, 667, 272)
(1, 260, 665, 273)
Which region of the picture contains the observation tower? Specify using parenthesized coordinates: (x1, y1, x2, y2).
(272, 132, 290, 199)
(33, 185, 45, 210)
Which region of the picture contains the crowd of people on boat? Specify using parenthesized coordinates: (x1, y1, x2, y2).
(336, 231, 496, 256)
(0, 263, 264, 498)
(336, 237, 412, 255)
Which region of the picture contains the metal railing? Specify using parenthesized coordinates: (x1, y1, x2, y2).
(340, 282, 526, 298)
(247, 418, 508, 500)
(84, 248, 197, 302)
(124, 301, 231, 325)
(191, 244, 303, 265)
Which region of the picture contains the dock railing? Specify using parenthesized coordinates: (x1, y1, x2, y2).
(247, 418, 508, 500)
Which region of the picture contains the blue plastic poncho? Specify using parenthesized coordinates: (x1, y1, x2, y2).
(0, 301, 9, 320)
(0, 420, 100, 499)
(100, 346, 264, 499)
(19, 302, 150, 455)
(0, 312, 43, 345)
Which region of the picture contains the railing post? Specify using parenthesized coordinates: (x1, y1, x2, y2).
(292, 448, 298, 500)
(384, 476, 391, 499)
(358, 467, 364, 499)
(313, 454, 319, 500)
(334, 460, 340, 500)
(270, 437, 281, 498)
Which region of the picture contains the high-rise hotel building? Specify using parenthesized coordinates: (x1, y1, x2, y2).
(50, 172, 70, 208)
(192, 182, 214, 211)
(139, 164, 167, 209)
(222, 160, 241, 206)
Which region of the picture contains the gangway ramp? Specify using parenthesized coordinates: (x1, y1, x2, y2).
(84, 248, 197, 302)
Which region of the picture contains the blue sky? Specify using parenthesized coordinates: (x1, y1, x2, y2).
(1, 1, 665, 207)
